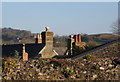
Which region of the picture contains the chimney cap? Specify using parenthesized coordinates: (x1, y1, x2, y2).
(23, 43, 25, 46)
(45, 27, 50, 31)
(70, 35, 74, 38)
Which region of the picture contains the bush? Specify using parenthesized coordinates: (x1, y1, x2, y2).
(13, 50, 21, 60)
(73, 46, 86, 55)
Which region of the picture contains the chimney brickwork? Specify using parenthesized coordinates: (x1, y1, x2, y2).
(35, 33, 42, 44)
(65, 34, 86, 55)
(22, 44, 28, 61)
(40, 27, 57, 58)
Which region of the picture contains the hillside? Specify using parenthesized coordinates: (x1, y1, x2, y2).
(2, 28, 35, 44)
(88, 33, 118, 43)
(1, 27, 118, 46)
(82, 33, 118, 46)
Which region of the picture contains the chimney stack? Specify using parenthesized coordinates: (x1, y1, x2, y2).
(41, 27, 53, 46)
(35, 33, 42, 44)
(22, 44, 28, 61)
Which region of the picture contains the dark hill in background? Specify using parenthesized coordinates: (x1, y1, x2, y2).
(2, 28, 35, 44)
(1, 27, 118, 47)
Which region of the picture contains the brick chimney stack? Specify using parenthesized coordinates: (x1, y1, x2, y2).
(74, 34, 82, 42)
(41, 27, 53, 46)
(78, 34, 81, 42)
(22, 44, 28, 61)
(40, 27, 56, 58)
(35, 33, 42, 44)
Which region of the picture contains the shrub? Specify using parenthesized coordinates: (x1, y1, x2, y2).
(73, 46, 86, 55)
(13, 50, 21, 60)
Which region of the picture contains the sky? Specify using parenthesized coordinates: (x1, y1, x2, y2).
(2, 2, 118, 35)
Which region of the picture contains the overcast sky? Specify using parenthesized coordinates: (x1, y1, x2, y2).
(2, 2, 118, 35)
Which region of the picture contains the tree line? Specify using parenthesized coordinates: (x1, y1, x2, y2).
(1, 27, 118, 47)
